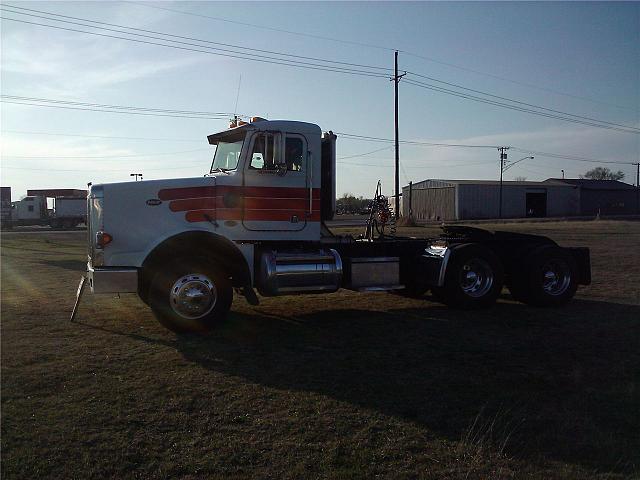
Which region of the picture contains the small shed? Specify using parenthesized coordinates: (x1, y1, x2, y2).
(402, 179, 580, 221)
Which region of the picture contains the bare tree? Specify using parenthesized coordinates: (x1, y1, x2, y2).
(514, 176, 527, 182)
(581, 167, 625, 181)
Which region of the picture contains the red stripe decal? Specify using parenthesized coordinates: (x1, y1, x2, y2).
(185, 209, 321, 223)
(158, 186, 216, 201)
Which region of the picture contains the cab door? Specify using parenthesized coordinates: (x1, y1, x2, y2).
(241, 131, 311, 232)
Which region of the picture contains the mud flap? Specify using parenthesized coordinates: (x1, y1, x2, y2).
(70, 276, 86, 322)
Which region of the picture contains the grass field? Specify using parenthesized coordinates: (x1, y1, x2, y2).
(2, 220, 639, 479)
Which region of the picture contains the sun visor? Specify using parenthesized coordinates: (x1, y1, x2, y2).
(207, 124, 255, 145)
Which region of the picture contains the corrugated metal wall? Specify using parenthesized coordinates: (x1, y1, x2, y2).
(458, 184, 580, 219)
(403, 181, 581, 220)
(403, 185, 456, 220)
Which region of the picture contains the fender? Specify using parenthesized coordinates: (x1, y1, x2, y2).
(139, 230, 253, 303)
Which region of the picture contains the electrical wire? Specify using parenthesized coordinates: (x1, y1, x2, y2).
(336, 132, 499, 148)
(1, 148, 210, 159)
(1, 130, 202, 142)
(405, 72, 639, 132)
(337, 146, 394, 160)
(403, 79, 640, 134)
(2, 4, 393, 74)
(510, 147, 636, 165)
(1, 100, 234, 120)
(127, 0, 634, 111)
(0, 16, 389, 79)
(1, 95, 236, 117)
(4, 5, 633, 132)
(1, 163, 206, 172)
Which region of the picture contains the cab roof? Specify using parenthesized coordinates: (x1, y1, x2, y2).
(207, 119, 321, 145)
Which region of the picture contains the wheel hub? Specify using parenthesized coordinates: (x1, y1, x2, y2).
(170, 274, 217, 319)
(459, 258, 494, 298)
(541, 261, 571, 296)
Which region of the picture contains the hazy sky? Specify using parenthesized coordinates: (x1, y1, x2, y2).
(1, 1, 638, 199)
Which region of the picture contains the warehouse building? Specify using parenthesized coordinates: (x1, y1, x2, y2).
(544, 179, 638, 216)
(402, 179, 580, 221)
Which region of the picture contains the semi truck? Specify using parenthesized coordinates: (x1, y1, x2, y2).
(76, 118, 591, 333)
(1, 188, 87, 229)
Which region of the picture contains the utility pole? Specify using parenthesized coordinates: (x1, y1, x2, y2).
(392, 51, 406, 220)
(498, 147, 509, 218)
(561, 169, 565, 179)
(636, 162, 639, 214)
(130, 173, 143, 181)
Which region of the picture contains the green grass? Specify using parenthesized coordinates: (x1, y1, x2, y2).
(1, 220, 639, 479)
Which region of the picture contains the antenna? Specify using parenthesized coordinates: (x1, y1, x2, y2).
(234, 74, 242, 122)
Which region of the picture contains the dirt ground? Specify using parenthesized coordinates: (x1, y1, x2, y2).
(1, 220, 639, 479)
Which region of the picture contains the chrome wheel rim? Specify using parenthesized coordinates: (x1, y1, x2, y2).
(458, 258, 494, 298)
(169, 273, 217, 319)
(541, 260, 571, 296)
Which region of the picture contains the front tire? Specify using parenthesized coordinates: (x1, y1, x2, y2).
(432, 244, 504, 309)
(148, 258, 232, 333)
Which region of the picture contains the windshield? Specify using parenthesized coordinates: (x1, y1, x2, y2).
(210, 132, 245, 172)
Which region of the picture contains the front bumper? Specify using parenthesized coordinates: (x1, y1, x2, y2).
(88, 263, 138, 293)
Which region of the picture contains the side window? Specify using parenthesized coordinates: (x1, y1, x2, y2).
(285, 137, 304, 172)
(249, 133, 280, 170)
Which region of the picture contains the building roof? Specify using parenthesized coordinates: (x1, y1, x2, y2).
(544, 178, 636, 190)
(406, 179, 573, 189)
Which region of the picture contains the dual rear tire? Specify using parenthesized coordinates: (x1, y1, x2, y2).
(430, 243, 578, 309)
(507, 246, 578, 307)
(431, 244, 504, 309)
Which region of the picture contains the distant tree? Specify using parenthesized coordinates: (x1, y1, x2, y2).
(581, 167, 625, 181)
(514, 176, 527, 182)
(336, 193, 371, 214)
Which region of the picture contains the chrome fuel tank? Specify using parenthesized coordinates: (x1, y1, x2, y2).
(257, 249, 342, 296)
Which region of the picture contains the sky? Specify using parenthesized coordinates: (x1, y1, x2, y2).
(1, 1, 639, 199)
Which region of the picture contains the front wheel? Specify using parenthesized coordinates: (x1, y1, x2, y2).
(432, 244, 504, 309)
(148, 258, 232, 333)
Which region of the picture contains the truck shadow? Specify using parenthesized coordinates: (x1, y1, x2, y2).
(81, 297, 640, 475)
(181, 298, 639, 475)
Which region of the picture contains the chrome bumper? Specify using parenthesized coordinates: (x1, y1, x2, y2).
(87, 264, 138, 293)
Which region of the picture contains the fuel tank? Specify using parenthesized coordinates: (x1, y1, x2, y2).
(257, 249, 342, 296)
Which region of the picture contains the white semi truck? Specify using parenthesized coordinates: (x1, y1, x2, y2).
(2, 188, 87, 229)
(76, 118, 591, 333)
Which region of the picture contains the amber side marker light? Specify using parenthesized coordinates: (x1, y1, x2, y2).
(96, 231, 113, 248)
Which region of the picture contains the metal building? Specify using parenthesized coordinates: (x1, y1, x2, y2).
(402, 179, 580, 221)
(544, 179, 639, 216)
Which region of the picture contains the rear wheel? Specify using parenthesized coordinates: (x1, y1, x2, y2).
(432, 244, 504, 309)
(148, 258, 232, 333)
(508, 246, 578, 307)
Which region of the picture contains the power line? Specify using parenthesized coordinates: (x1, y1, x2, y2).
(127, 0, 633, 111)
(1, 100, 234, 120)
(0, 14, 389, 79)
(1, 163, 206, 172)
(123, 1, 398, 53)
(403, 79, 639, 134)
(1, 95, 235, 117)
(405, 72, 639, 132)
(1, 148, 210, 159)
(510, 147, 636, 165)
(3, 4, 393, 74)
(5, 5, 634, 135)
(337, 146, 393, 160)
(1, 130, 202, 142)
(336, 132, 499, 148)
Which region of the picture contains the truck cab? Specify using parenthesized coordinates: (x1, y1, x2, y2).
(82, 118, 591, 333)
